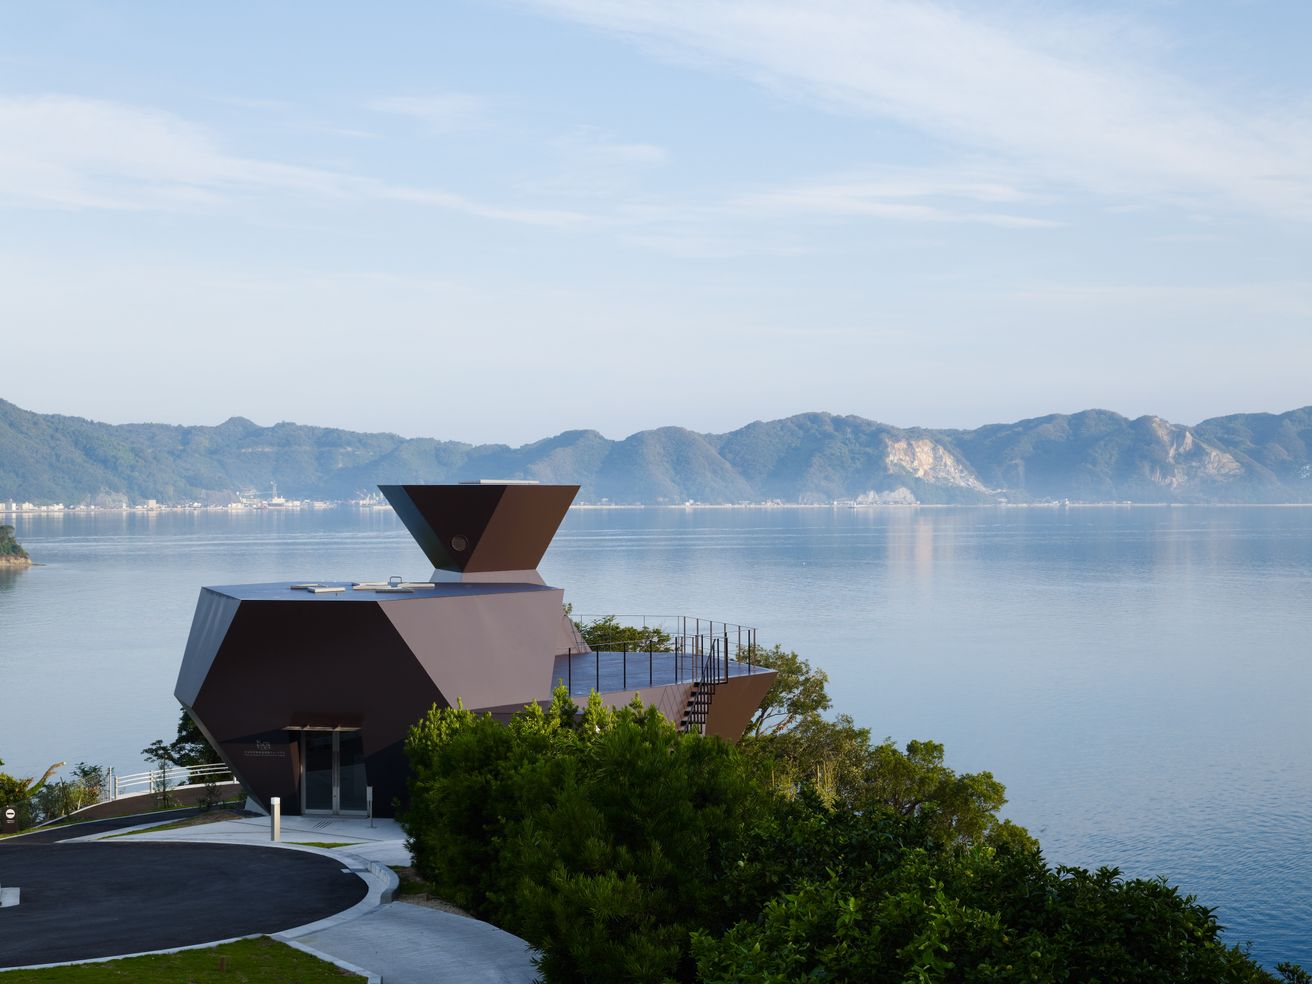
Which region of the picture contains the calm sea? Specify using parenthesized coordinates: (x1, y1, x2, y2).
(1, 506, 1308, 966)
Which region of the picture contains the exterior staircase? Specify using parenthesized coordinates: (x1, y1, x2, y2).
(680, 681, 714, 735)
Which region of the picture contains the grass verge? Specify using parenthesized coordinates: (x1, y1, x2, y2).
(0, 936, 362, 982)
(1, 801, 243, 840)
(102, 809, 245, 838)
(289, 841, 362, 848)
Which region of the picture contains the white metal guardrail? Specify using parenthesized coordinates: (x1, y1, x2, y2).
(107, 761, 235, 801)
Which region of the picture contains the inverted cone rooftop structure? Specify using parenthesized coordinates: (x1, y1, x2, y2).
(379, 482, 578, 573)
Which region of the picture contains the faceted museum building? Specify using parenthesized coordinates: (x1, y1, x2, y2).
(175, 482, 774, 817)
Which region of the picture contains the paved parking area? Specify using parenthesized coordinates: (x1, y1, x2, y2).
(0, 839, 366, 967)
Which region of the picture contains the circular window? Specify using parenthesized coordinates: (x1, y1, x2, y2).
(450, 535, 468, 552)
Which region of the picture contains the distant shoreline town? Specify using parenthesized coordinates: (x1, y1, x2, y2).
(5, 496, 1311, 516)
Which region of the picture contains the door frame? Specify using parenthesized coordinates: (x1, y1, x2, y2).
(298, 729, 367, 817)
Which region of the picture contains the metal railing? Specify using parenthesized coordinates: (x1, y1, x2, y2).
(108, 762, 235, 801)
(559, 630, 762, 694)
(559, 618, 773, 736)
(570, 614, 757, 656)
(563, 615, 768, 735)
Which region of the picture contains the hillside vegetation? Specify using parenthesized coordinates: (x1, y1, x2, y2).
(0, 524, 30, 564)
(2, 398, 1311, 505)
(402, 682, 1305, 983)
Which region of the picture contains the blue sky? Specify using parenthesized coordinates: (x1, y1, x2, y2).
(1, 1, 1308, 442)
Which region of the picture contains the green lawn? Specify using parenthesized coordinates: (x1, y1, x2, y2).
(0, 937, 362, 982)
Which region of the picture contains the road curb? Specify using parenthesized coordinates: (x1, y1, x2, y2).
(275, 937, 382, 983)
(91, 832, 401, 937)
(0, 934, 258, 972)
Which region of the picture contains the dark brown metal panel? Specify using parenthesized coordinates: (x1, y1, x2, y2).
(467, 484, 579, 573)
(218, 729, 300, 810)
(379, 484, 579, 573)
(189, 599, 447, 815)
(175, 588, 241, 707)
(380, 484, 505, 572)
(381, 589, 565, 709)
(703, 671, 777, 742)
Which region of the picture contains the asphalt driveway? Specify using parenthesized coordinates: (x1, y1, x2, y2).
(0, 832, 367, 967)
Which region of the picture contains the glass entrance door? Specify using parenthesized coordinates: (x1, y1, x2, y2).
(301, 731, 367, 815)
(337, 732, 368, 814)
(304, 732, 335, 812)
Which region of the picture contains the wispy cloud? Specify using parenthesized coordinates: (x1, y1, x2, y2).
(0, 94, 585, 226)
(521, 125, 669, 198)
(368, 93, 488, 131)
(730, 171, 1059, 228)
(516, 0, 1312, 221)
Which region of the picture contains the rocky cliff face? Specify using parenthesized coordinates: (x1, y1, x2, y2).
(1138, 418, 1243, 490)
(883, 437, 992, 494)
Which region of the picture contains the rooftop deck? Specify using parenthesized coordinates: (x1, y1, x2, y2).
(551, 643, 765, 698)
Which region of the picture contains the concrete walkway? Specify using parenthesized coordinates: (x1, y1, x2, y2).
(93, 813, 540, 983)
(292, 901, 538, 984)
(80, 813, 414, 868)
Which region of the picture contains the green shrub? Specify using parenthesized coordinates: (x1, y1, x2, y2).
(404, 689, 764, 982)
(401, 684, 1303, 984)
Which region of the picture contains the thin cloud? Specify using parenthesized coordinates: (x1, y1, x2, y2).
(519, 125, 669, 199)
(732, 171, 1060, 228)
(0, 94, 586, 226)
(368, 93, 488, 131)
(517, 0, 1312, 221)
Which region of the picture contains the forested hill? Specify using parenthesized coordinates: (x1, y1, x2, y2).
(2, 398, 1311, 505)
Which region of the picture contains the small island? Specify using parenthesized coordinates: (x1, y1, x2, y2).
(0, 524, 31, 567)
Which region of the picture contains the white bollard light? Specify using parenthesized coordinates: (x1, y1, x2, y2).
(270, 796, 281, 842)
(367, 786, 374, 828)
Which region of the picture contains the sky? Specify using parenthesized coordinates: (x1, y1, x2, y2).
(1, 0, 1309, 444)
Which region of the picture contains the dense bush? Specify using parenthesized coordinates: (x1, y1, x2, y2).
(0, 524, 27, 558)
(402, 677, 1304, 983)
(405, 690, 763, 982)
(695, 794, 1283, 983)
(0, 758, 106, 828)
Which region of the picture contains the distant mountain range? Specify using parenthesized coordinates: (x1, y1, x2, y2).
(2, 398, 1311, 505)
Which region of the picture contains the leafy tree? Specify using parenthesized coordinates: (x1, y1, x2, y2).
(399, 652, 1304, 984)
(696, 792, 1289, 984)
(404, 688, 765, 983)
(573, 614, 673, 652)
(738, 650, 1027, 848)
(0, 755, 91, 829)
(695, 852, 1285, 983)
(0, 754, 62, 806)
(27, 764, 107, 823)
(0, 525, 28, 559)
(142, 708, 223, 772)
(741, 644, 831, 736)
